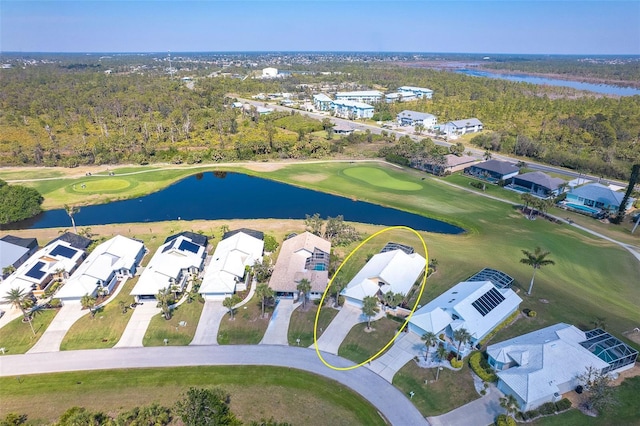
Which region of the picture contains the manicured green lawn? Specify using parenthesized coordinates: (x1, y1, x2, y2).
(217, 294, 270, 345)
(338, 317, 400, 364)
(288, 304, 339, 347)
(60, 278, 139, 350)
(144, 298, 204, 346)
(393, 361, 479, 416)
(343, 166, 423, 191)
(0, 366, 386, 426)
(532, 376, 640, 426)
(0, 309, 57, 354)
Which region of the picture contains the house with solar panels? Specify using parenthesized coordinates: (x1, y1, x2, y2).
(130, 232, 206, 301)
(409, 280, 522, 358)
(56, 235, 145, 303)
(487, 323, 638, 411)
(199, 229, 264, 301)
(0, 238, 86, 300)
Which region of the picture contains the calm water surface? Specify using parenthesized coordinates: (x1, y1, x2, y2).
(457, 69, 640, 96)
(7, 172, 464, 234)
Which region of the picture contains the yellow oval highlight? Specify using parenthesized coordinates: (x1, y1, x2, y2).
(313, 226, 428, 371)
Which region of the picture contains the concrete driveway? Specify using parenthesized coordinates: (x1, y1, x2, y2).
(428, 383, 503, 426)
(27, 304, 88, 353)
(190, 301, 228, 345)
(0, 345, 429, 426)
(114, 302, 160, 348)
(368, 331, 424, 382)
(260, 299, 300, 345)
(314, 304, 384, 354)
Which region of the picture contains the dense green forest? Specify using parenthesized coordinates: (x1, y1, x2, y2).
(0, 179, 43, 225)
(1, 60, 639, 179)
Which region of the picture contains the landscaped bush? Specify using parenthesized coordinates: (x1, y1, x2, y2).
(528, 310, 537, 317)
(522, 409, 539, 420)
(538, 402, 557, 415)
(450, 358, 463, 368)
(49, 298, 62, 308)
(495, 414, 516, 426)
(479, 310, 519, 347)
(469, 351, 498, 382)
(555, 398, 572, 411)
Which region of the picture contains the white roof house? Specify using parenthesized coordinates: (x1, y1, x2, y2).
(342, 249, 425, 307)
(0, 239, 85, 301)
(130, 234, 205, 300)
(385, 91, 417, 103)
(409, 281, 522, 355)
(397, 86, 434, 99)
(56, 235, 145, 303)
(200, 230, 264, 301)
(487, 323, 610, 411)
(335, 90, 383, 103)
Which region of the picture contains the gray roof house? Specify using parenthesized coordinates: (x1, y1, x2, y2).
(396, 110, 437, 128)
(565, 183, 635, 213)
(441, 118, 483, 136)
(0, 236, 39, 279)
(508, 171, 566, 198)
(465, 160, 520, 181)
(487, 323, 638, 411)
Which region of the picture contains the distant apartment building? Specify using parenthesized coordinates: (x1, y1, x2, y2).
(396, 110, 437, 128)
(397, 86, 433, 99)
(313, 93, 333, 111)
(385, 91, 417, 103)
(331, 100, 375, 119)
(335, 90, 383, 104)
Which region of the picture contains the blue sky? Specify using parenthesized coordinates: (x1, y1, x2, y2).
(1, 1, 639, 54)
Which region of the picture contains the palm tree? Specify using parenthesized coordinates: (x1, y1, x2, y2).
(483, 150, 493, 161)
(520, 247, 555, 295)
(2, 287, 31, 329)
(453, 328, 472, 360)
(500, 394, 520, 418)
(331, 279, 346, 307)
(421, 332, 438, 361)
(156, 287, 173, 320)
(436, 345, 448, 362)
(256, 283, 274, 318)
(64, 204, 80, 233)
(520, 193, 535, 218)
(296, 278, 312, 308)
(362, 296, 380, 330)
(223, 294, 241, 319)
(2, 265, 16, 277)
(81, 293, 97, 317)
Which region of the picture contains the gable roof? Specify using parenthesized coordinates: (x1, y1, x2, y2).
(397, 110, 436, 121)
(343, 249, 425, 302)
(448, 118, 483, 128)
(200, 231, 264, 295)
(331, 99, 375, 109)
(410, 281, 521, 341)
(223, 228, 264, 242)
(0, 241, 29, 270)
(313, 93, 332, 102)
(269, 232, 331, 294)
(165, 231, 209, 247)
(336, 90, 383, 98)
(398, 86, 433, 93)
(472, 160, 519, 175)
(570, 183, 628, 206)
(47, 232, 92, 250)
(515, 171, 565, 190)
(445, 154, 477, 168)
(0, 235, 38, 250)
(487, 323, 609, 405)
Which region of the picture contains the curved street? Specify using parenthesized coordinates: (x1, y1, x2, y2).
(0, 345, 429, 426)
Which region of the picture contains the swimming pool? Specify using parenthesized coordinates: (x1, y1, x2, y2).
(565, 203, 601, 215)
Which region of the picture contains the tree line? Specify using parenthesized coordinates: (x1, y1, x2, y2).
(0, 179, 43, 225)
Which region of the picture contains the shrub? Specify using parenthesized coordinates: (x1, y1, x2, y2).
(450, 358, 463, 368)
(538, 402, 556, 415)
(495, 414, 516, 426)
(49, 298, 62, 308)
(469, 351, 498, 382)
(523, 409, 539, 420)
(528, 310, 537, 317)
(555, 398, 572, 411)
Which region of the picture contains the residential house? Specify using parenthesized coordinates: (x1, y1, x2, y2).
(487, 323, 638, 411)
(409, 280, 522, 358)
(199, 229, 264, 301)
(441, 118, 483, 136)
(332, 123, 355, 135)
(269, 232, 331, 300)
(413, 154, 477, 176)
(0, 235, 38, 279)
(331, 100, 375, 119)
(342, 248, 425, 308)
(335, 90, 383, 104)
(56, 235, 145, 303)
(397, 86, 433, 99)
(508, 171, 566, 198)
(465, 160, 519, 182)
(565, 183, 635, 214)
(385, 91, 417, 103)
(396, 110, 437, 128)
(313, 93, 333, 111)
(130, 233, 206, 301)
(256, 106, 274, 115)
(0, 239, 86, 300)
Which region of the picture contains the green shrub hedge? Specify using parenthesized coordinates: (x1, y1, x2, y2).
(555, 398, 572, 411)
(450, 358, 463, 368)
(538, 402, 557, 415)
(469, 351, 498, 382)
(495, 414, 516, 426)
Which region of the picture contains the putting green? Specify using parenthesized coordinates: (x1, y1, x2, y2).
(343, 167, 422, 191)
(71, 178, 132, 193)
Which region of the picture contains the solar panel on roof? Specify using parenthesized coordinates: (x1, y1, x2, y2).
(50, 245, 78, 259)
(471, 287, 505, 316)
(178, 239, 201, 254)
(25, 261, 46, 280)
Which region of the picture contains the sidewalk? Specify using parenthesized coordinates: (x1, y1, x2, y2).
(114, 302, 160, 348)
(260, 299, 300, 345)
(27, 304, 88, 353)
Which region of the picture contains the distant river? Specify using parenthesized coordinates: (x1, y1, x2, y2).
(457, 69, 640, 96)
(5, 172, 464, 234)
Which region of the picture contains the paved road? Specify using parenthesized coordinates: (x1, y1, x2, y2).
(113, 302, 160, 348)
(0, 345, 429, 426)
(368, 332, 424, 382)
(260, 299, 300, 345)
(428, 383, 503, 426)
(190, 301, 227, 345)
(27, 305, 88, 353)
